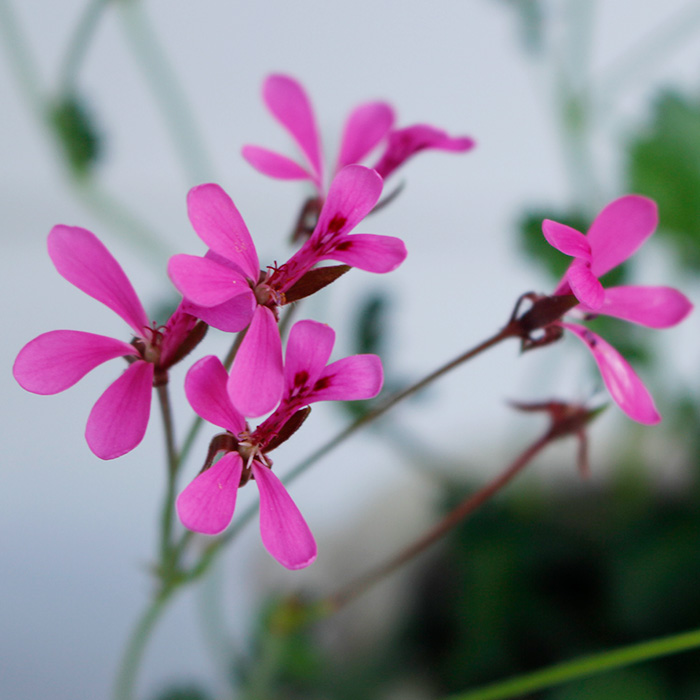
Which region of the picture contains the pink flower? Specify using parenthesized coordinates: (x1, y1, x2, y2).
(13, 226, 203, 459)
(242, 73, 474, 197)
(176, 319, 383, 569)
(543, 195, 693, 424)
(168, 166, 405, 417)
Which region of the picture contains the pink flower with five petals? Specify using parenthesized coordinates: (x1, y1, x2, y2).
(543, 195, 693, 424)
(168, 165, 405, 417)
(242, 73, 474, 197)
(176, 319, 383, 569)
(13, 226, 203, 459)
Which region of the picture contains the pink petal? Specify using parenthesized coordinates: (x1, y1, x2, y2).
(311, 165, 383, 243)
(373, 124, 475, 179)
(322, 233, 407, 273)
(336, 102, 395, 170)
(310, 354, 384, 403)
(560, 323, 661, 425)
(85, 360, 155, 459)
(176, 452, 243, 535)
(228, 306, 283, 417)
(587, 195, 658, 277)
(168, 253, 254, 307)
(13, 330, 137, 394)
(185, 356, 246, 433)
(284, 320, 335, 395)
(263, 74, 323, 185)
(542, 220, 592, 260)
(567, 259, 605, 310)
(187, 184, 260, 280)
(241, 145, 314, 181)
(591, 286, 694, 328)
(48, 226, 149, 336)
(182, 295, 255, 333)
(252, 461, 317, 570)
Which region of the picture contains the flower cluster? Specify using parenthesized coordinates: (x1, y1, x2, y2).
(178, 320, 383, 569)
(13, 73, 693, 573)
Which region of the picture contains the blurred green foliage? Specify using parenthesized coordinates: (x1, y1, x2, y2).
(49, 94, 101, 178)
(165, 459, 700, 699)
(627, 91, 700, 271)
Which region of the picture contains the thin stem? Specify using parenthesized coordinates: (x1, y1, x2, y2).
(157, 383, 178, 570)
(113, 586, 176, 700)
(326, 432, 550, 612)
(183, 324, 518, 582)
(447, 626, 700, 700)
(0, 0, 45, 116)
(58, 0, 110, 94)
(116, 0, 215, 185)
(598, 1, 700, 102)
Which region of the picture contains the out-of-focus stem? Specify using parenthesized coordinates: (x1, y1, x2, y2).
(324, 432, 551, 612)
(113, 586, 176, 700)
(58, 0, 110, 93)
(117, 0, 215, 185)
(446, 626, 700, 700)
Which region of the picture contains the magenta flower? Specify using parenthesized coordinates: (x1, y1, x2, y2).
(242, 73, 474, 197)
(13, 226, 203, 459)
(176, 319, 383, 569)
(168, 166, 405, 417)
(543, 195, 693, 424)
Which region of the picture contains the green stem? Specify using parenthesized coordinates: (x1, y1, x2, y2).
(447, 627, 700, 700)
(116, 0, 215, 184)
(113, 586, 176, 700)
(157, 383, 178, 571)
(58, 0, 111, 94)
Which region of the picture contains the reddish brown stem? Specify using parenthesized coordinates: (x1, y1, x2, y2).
(325, 431, 552, 612)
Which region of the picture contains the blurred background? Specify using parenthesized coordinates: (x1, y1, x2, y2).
(2, 1, 700, 698)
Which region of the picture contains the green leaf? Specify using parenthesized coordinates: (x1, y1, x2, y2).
(627, 90, 700, 270)
(49, 94, 101, 178)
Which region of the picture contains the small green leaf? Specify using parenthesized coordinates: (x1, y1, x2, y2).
(49, 94, 101, 177)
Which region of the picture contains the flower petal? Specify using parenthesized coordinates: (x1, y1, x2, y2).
(185, 356, 246, 433)
(228, 306, 283, 417)
(176, 452, 243, 535)
(168, 253, 253, 307)
(560, 323, 661, 425)
(263, 74, 323, 185)
(336, 101, 395, 170)
(567, 259, 605, 309)
(587, 195, 658, 277)
(373, 124, 475, 179)
(183, 295, 255, 333)
(311, 165, 383, 243)
(13, 330, 137, 394)
(321, 233, 407, 273)
(241, 145, 314, 181)
(542, 220, 592, 260)
(187, 184, 260, 280)
(252, 461, 317, 570)
(85, 360, 155, 459)
(591, 286, 694, 328)
(310, 354, 384, 403)
(48, 226, 149, 336)
(284, 320, 335, 395)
